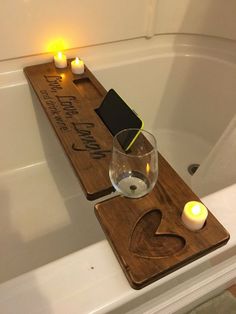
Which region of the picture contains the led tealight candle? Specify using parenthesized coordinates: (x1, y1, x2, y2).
(181, 201, 208, 231)
(71, 57, 84, 74)
(54, 52, 67, 68)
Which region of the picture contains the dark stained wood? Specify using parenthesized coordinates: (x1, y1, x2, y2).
(95, 154, 230, 289)
(24, 61, 113, 200)
(24, 61, 230, 289)
(228, 285, 236, 297)
(130, 209, 186, 258)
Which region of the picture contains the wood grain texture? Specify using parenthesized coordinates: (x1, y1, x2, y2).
(228, 285, 236, 297)
(95, 154, 230, 289)
(24, 61, 230, 289)
(24, 61, 113, 200)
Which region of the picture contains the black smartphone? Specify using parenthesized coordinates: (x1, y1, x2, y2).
(96, 89, 144, 150)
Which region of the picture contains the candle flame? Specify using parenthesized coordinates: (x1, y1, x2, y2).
(191, 204, 201, 215)
(58, 51, 63, 59)
(75, 57, 80, 64)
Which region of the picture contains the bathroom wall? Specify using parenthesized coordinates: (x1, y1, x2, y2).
(0, 0, 149, 61)
(0, 0, 236, 61)
(154, 0, 236, 40)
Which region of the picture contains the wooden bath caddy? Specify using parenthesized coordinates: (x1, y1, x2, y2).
(24, 61, 113, 200)
(25, 60, 230, 289)
(95, 154, 230, 289)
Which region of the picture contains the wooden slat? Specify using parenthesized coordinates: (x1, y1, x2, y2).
(24, 62, 114, 200)
(228, 285, 236, 297)
(95, 154, 230, 289)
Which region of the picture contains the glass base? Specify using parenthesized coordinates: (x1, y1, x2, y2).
(112, 171, 150, 198)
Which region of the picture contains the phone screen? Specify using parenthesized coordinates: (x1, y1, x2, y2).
(96, 89, 143, 150)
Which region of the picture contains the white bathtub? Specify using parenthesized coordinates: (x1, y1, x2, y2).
(0, 35, 235, 313)
(93, 37, 236, 190)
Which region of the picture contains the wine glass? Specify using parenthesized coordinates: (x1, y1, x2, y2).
(109, 128, 158, 198)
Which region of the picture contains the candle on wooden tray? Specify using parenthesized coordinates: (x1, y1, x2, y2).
(71, 57, 84, 74)
(181, 201, 208, 231)
(54, 52, 67, 68)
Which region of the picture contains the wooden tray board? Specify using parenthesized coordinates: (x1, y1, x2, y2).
(24, 62, 113, 200)
(95, 154, 230, 289)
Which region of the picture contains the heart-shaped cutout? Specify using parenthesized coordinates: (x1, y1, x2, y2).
(130, 209, 185, 258)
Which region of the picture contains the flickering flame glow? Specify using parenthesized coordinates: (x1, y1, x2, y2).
(58, 51, 63, 59)
(191, 204, 201, 215)
(46, 38, 68, 54)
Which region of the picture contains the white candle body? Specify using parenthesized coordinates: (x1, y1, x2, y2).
(71, 57, 84, 74)
(181, 201, 208, 231)
(54, 52, 67, 68)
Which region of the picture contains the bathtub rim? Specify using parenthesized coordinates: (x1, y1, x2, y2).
(0, 180, 235, 312)
(1, 33, 236, 80)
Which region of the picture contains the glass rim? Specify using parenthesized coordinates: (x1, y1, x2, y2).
(112, 128, 157, 157)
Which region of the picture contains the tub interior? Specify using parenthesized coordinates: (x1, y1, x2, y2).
(95, 54, 236, 184)
(1, 41, 236, 284)
(0, 84, 105, 283)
